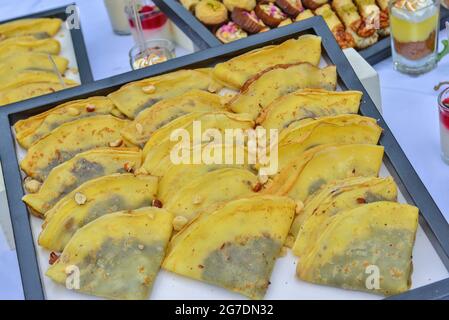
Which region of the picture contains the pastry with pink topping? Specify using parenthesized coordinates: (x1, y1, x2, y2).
(216, 22, 248, 43)
(255, 2, 288, 27)
(232, 8, 266, 33)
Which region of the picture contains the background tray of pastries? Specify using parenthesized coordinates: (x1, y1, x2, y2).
(154, 0, 449, 65)
(1, 18, 449, 300)
(0, 4, 93, 108)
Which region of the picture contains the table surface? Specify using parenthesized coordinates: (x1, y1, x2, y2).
(1, 0, 449, 300)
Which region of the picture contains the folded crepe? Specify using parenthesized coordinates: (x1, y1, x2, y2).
(46, 207, 173, 300)
(296, 201, 418, 296)
(39, 173, 159, 251)
(291, 176, 398, 250)
(165, 168, 258, 222)
(276, 114, 382, 171)
(0, 53, 68, 80)
(20, 115, 131, 181)
(264, 144, 384, 201)
(0, 18, 62, 38)
(163, 195, 296, 299)
(108, 68, 218, 119)
(121, 90, 225, 147)
(15, 97, 123, 149)
(0, 36, 60, 60)
(212, 35, 322, 90)
(228, 63, 337, 119)
(0, 70, 72, 91)
(157, 144, 256, 204)
(0, 80, 77, 106)
(22, 148, 142, 216)
(141, 112, 254, 176)
(257, 89, 362, 130)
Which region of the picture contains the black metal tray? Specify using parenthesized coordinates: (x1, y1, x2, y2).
(154, 0, 449, 65)
(1, 17, 449, 300)
(0, 4, 93, 94)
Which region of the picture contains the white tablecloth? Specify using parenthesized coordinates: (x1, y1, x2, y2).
(0, 0, 448, 300)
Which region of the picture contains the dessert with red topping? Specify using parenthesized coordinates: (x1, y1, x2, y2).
(128, 5, 170, 41)
(439, 92, 449, 164)
(255, 3, 288, 27)
(232, 8, 266, 33)
(216, 22, 248, 43)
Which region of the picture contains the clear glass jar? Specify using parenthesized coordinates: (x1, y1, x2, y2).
(389, 0, 440, 75)
(129, 39, 175, 70)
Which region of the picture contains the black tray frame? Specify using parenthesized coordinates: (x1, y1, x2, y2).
(1, 17, 449, 300)
(153, 0, 449, 65)
(0, 4, 93, 88)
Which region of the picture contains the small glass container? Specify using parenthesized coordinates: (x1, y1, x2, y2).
(104, 0, 131, 35)
(126, 2, 171, 42)
(129, 39, 175, 70)
(389, 0, 440, 75)
(438, 87, 449, 164)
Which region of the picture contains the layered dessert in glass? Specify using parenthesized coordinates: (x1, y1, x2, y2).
(439, 87, 449, 164)
(390, 0, 440, 74)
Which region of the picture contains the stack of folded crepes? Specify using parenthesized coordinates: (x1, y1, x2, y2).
(0, 18, 78, 106)
(295, 0, 390, 49)
(15, 35, 418, 300)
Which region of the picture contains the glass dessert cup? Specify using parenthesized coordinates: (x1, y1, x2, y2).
(129, 39, 175, 70)
(438, 87, 449, 164)
(126, 2, 171, 42)
(389, 0, 440, 75)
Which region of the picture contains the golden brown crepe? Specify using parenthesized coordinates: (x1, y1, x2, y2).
(22, 148, 142, 216)
(164, 168, 258, 222)
(0, 53, 68, 80)
(257, 89, 362, 130)
(14, 97, 123, 149)
(39, 174, 159, 251)
(141, 112, 254, 176)
(108, 69, 218, 119)
(290, 176, 397, 248)
(296, 202, 418, 296)
(121, 90, 225, 147)
(212, 35, 322, 89)
(163, 195, 295, 299)
(20, 115, 131, 181)
(0, 18, 62, 38)
(228, 63, 337, 119)
(264, 144, 384, 201)
(0, 36, 60, 60)
(46, 207, 173, 300)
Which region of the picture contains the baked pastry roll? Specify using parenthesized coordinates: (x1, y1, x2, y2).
(276, 114, 382, 171)
(296, 202, 418, 296)
(121, 90, 224, 147)
(195, 0, 228, 26)
(229, 63, 337, 119)
(108, 68, 217, 119)
(353, 0, 381, 37)
(0, 80, 77, 106)
(290, 176, 397, 246)
(0, 36, 60, 60)
(295, 9, 315, 21)
(255, 3, 288, 27)
(231, 9, 266, 33)
(46, 207, 173, 300)
(165, 168, 258, 223)
(223, 0, 257, 11)
(0, 53, 68, 80)
(14, 97, 122, 149)
(212, 35, 322, 89)
(0, 18, 62, 38)
(314, 4, 355, 49)
(257, 89, 362, 130)
(347, 28, 379, 49)
(141, 112, 254, 175)
(264, 144, 384, 201)
(302, 0, 328, 10)
(332, 0, 362, 33)
(22, 148, 142, 216)
(39, 174, 159, 251)
(163, 195, 295, 299)
(20, 115, 131, 181)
